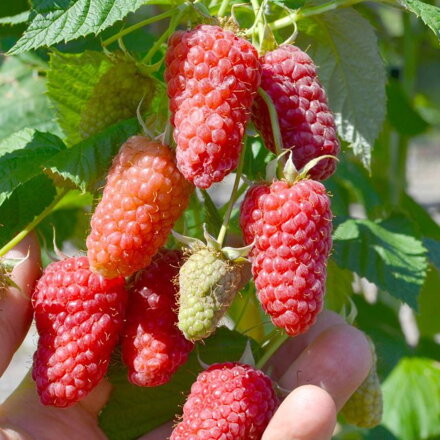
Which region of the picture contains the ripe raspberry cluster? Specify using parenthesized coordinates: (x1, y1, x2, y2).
(27, 20, 380, 437)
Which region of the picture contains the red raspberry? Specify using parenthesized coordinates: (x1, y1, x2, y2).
(121, 249, 193, 387)
(86, 136, 193, 278)
(240, 179, 332, 336)
(252, 45, 339, 180)
(165, 25, 261, 188)
(32, 256, 127, 407)
(170, 362, 279, 439)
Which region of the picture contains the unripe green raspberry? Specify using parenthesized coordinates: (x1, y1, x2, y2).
(79, 61, 155, 140)
(342, 356, 383, 428)
(178, 247, 250, 341)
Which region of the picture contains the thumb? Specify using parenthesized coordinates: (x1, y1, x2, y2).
(0, 233, 41, 377)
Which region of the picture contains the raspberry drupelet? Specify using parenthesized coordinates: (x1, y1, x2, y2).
(87, 136, 193, 279)
(252, 45, 339, 180)
(240, 179, 332, 336)
(32, 256, 127, 407)
(170, 362, 279, 439)
(165, 25, 261, 188)
(121, 249, 193, 387)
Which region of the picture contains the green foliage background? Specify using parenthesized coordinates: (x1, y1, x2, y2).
(1, 0, 440, 439)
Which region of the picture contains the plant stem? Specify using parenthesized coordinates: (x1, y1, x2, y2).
(220, 182, 247, 214)
(256, 331, 289, 369)
(201, 189, 223, 231)
(216, 141, 247, 247)
(248, 0, 265, 48)
(258, 88, 284, 158)
(218, 0, 231, 17)
(0, 189, 69, 258)
(142, 5, 186, 64)
(233, 289, 252, 330)
(102, 8, 177, 47)
(390, 12, 418, 204)
(269, 0, 365, 31)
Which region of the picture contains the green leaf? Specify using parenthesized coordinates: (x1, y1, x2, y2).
(0, 0, 28, 19)
(325, 258, 353, 313)
(272, 0, 306, 9)
(423, 238, 440, 270)
(200, 190, 223, 233)
(296, 8, 386, 168)
(334, 424, 398, 439)
(364, 426, 399, 439)
(0, 56, 61, 140)
(37, 206, 89, 253)
(333, 217, 428, 309)
(43, 118, 140, 192)
(99, 327, 261, 440)
(47, 50, 112, 145)
(399, 0, 440, 39)
(0, 128, 66, 206)
(47, 51, 155, 145)
(402, 193, 440, 241)
(353, 296, 410, 378)
(8, 0, 149, 54)
(243, 138, 275, 182)
(387, 79, 429, 136)
(334, 159, 387, 218)
(324, 177, 350, 217)
(417, 266, 440, 338)
(228, 284, 267, 343)
(0, 175, 56, 246)
(0, 11, 30, 25)
(382, 358, 440, 440)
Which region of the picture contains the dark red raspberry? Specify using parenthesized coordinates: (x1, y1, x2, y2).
(86, 136, 193, 279)
(165, 25, 261, 188)
(121, 249, 193, 387)
(32, 257, 127, 407)
(240, 179, 332, 336)
(252, 45, 339, 180)
(170, 362, 279, 439)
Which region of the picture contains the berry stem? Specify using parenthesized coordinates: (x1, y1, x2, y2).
(216, 140, 247, 247)
(142, 5, 187, 64)
(248, 0, 265, 48)
(257, 88, 284, 158)
(201, 190, 223, 231)
(269, 0, 367, 31)
(163, 119, 173, 147)
(256, 331, 289, 370)
(218, 0, 231, 17)
(0, 188, 69, 258)
(102, 8, 177, 47)
(233, 288, 252, 331)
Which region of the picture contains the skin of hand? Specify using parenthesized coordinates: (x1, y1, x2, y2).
(0, 235, 372, 440)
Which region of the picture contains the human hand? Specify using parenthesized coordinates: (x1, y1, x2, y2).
(0, 236, 371, 440)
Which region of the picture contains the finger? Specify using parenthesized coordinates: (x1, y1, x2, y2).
(1, 373, 107, 440)
(78, 378, 113, 417)
(137, 422, 173, 440)
(263, 385, 336, 440)
(267, 310, 346, 380)
(278, 324, 372, 410)
(0, 233, 41, 376)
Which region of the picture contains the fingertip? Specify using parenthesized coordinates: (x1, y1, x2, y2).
(323, 324, 373, 404)
(267, 311, 348, 379)
(263, 385, 336, 440)
(279, 323, 372, 411)
(79, 377, 113, 417)
(6, 232, 42, 297)
(0, 233, 41, 376)
(137, 421, 173, 439)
